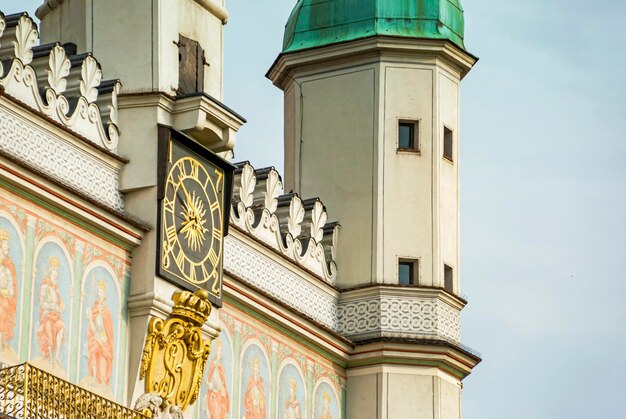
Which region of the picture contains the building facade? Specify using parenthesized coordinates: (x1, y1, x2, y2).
(0, 0, 479, 418)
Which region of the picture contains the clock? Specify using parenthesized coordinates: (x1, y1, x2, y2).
(156, 127, 234, 306)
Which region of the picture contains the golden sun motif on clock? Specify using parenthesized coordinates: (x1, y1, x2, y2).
(179, 183, 209, 252)
(161, 154, 224, 290)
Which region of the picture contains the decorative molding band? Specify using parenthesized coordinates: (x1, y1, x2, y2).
(336, 295, 461, 344)
(0, 13, 120, 152)
(223, 234, 339, 330)
(0, 105, 124, 211)
(224, 232, 462, 346)
(230, 161, 338, 284)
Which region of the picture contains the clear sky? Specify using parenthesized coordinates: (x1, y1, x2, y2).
(4, 1, 626, 418)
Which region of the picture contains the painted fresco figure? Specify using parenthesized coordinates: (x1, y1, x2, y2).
(86, 280, 114, 389)
(36, 256, 65, 366)
(204, 338, 230, 418)
(0, 230, 17, 351)
(243, 356, 266, 419)
(283, 378, 302, 419)
(318, 392, 333, 419)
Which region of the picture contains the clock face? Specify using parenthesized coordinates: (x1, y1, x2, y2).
(158, 133, 230, 303)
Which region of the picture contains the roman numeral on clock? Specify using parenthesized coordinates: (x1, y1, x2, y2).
(164, 200, 175, 214)
(201, 264, 210, 280)
(189, 160, 200, 179)
(166, 225, 177, 243)
(175, 249, 186, 268)
(208, 248, 219, 267)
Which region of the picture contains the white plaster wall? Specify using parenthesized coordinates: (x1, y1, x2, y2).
(284, 56, 464, 290)
(346, 370, 462, 419)
(382, 65, 435, 286)
(170, 0, 224, 98)
(437, 71, 460, 292)
(39, 0, 89, 52)
(296, 67, 378, 288)
(387, 374, 435, 419)
(346, 373, 378, 419)
(117, 104, 161, 190)
(440, 378, 462, 419)
(40, 0, 224, 98)
(283, 84, 297, 193)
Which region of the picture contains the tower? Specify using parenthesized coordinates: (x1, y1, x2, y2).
(35, 0, 244, 404)
(268, 0, 480, 417)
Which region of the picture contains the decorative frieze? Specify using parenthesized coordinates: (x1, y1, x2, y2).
(0, 13, 120, 152)
(336, 292, 461, 344)
(230, 162, 339, 284)
(0, 105, 124, 210)
(223, 234, 339, 330)
(224, 229, 461, 345)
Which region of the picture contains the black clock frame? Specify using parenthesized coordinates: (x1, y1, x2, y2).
(156, 125, 235, 307)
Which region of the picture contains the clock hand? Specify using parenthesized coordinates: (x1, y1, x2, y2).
(178, 175, 194, 205)
(180, 218, 196, 234)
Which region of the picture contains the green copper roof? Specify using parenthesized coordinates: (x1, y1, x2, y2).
(282, 0, 466, 53)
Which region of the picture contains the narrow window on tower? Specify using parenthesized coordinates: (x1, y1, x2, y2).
(443, 126, 454, 162)
(444, 264, 454, 293)
(398, 121, 419, 151)
(399, 259, 419, 285)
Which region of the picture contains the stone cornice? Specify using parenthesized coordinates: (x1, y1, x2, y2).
(348, 340, 481, 380)
(36, 0, 229, 23)
(340, 284, 467, 311)
(193, 0, 229, 23)
(0, 157, 145, 249)
(268, 36, 478, 89)
(118, 92, 245, 152)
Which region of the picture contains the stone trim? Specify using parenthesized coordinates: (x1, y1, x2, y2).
(0, 104, 124, 211)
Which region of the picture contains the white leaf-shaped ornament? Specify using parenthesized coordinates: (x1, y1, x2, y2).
(0, 14, 6, 42)
(287, 196, 305, 238)
(0, 17, 5, 75)
(108, 80, 121, 125)
(331, 225, 339, 261)
(13, 16, 38, 65)
(310, 201, 327, 243)
(80, 56, 102, 103)
(47, 45, 71, 95)
(239, 164, 256, 207)
(264, 170, 282, 214)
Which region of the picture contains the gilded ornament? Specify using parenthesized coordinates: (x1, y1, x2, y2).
(139, 289, 213, 415)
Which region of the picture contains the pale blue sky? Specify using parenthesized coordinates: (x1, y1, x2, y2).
(3, 1, 626, 418)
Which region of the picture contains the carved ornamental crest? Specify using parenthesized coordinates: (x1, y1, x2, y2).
(138, 289, 212, 414)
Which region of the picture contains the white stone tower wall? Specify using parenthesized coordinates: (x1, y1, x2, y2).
(282, 53, 464, 292)
(286, 63, 379, 287)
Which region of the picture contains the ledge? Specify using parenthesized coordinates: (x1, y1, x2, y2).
(194, 0, 229, 23)
(268, 36, 478, 89)
(348, 339, 481, 380)
(37, 0, 229, 23)
(172, 93, 246, 152)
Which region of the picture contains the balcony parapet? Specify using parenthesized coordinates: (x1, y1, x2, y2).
(0, 363, 149, 419)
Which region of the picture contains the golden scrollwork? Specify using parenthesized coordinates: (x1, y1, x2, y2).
(139, 289, 213, 413)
